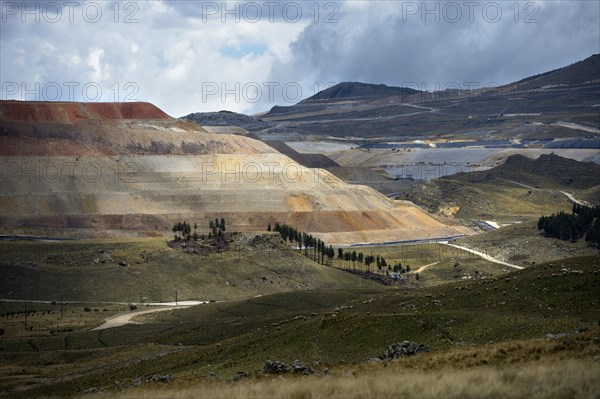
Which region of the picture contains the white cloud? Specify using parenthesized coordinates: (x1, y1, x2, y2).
(0, 0, 598, 116)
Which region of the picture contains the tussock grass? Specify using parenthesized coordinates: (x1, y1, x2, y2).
(89, 359, 600, 399)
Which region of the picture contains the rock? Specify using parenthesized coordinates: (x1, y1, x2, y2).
(119, 260, 129, 267)
(577, 325, 588, 334)
(233, 371, 249, 381)
(131, 377, 142, 387)
(290, 359, 314, 375)
(263, 359, 313, 375)
(544, 333, 567, 339)
(147, 374, 171, 383)
(366, 357, 382, 363)
(84, 387, 98, 394)
(381, 341, 431, 360)
(263, 360, 290, 374)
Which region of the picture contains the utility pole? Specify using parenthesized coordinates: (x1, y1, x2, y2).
(175, 290, 178, 306)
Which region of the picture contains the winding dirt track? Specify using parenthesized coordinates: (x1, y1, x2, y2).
(92, 306, 192, 331)
(443, 243, 524, 270)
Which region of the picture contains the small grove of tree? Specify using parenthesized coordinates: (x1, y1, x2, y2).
(173, 218, 228, 244)
(538, 204, 600, 243)
(271, 222, 403, 278)
(172, 222, 191, 241)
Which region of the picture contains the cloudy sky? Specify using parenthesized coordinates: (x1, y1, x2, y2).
(1, 0, 598, 116)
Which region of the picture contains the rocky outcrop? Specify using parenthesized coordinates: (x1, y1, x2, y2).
(380, 341, 431, 360)
(263, 359, 314, 375)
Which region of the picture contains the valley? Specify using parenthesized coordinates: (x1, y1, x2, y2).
(1, 54, 599, 398)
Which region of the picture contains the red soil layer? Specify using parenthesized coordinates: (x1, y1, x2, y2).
(0, 101, 171, 123)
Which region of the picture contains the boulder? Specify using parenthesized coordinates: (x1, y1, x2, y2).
(146, 374, 171, 383)
(233, 371, 249, 381)
(263, 360, 290, 374)
(290, 359, 314, 375)
(263, 359, 313, 375)
(381, 341, 431, 360)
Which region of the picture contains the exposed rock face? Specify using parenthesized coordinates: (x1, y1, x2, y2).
(0, 101, 172, 123)
(0, 100, 470, 245)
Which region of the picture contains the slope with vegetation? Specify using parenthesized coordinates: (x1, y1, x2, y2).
(399, 153, 600, 222)
(0, 254, 598, 397)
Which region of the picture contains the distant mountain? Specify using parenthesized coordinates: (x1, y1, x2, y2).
(300, 82, 422, 103)
(505, 54, 600, 91)
(182, 110, 271, 131)
(454, 153, 600, 190)
(257, 54, 600, 140)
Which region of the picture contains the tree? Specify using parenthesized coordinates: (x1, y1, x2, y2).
(267, 223, 272, 232)
(220, 218, 226, 231)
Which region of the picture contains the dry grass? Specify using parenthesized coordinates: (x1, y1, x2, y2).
(89, 358, 600, 399)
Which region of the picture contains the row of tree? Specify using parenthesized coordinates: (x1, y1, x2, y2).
(538, 204, 600, 244)
(270, 222, 335, 264)
(270, 222, 410, 278)
(172, 218, 227, 242)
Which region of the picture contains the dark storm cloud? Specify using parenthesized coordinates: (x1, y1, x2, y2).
(1, 0, 598, 115)
(166, 0, 337, 23)
(267, 0, 600, 101)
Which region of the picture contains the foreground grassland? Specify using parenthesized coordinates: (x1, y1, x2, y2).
(0, 254, 598, 398)
(93, 353, 600, 399)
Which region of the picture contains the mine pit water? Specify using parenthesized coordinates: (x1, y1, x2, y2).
(370, 148, 600, 180)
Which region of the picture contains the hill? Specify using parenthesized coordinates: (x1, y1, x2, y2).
(0, 100, 468, 245)
(1, 254, 598, 397)
(257, 54, 600, 140)
(0, 236, 380, 303)
(453, 153, 600, 190)
(0, 100, 171, 123)
(398, 154, 600, 221)
(300, 81, 421, 102)
(504, 53, 600, 91)
(181, 110, 271, 132)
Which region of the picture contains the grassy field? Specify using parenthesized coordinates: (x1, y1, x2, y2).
(458, 221, 600, 266)
(0, 254, 598, 398)
(399, 154, 600, 223)
(337, 243, 507, 286)
(0, 236, 381, 303)
(91, 347, 600, 399)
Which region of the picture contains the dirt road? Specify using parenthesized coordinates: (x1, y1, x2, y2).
(413, 261, 440, 274)
(92, 305, 192, 331)
(560, 191, 591, 207)
(442, 243, 524, 270)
